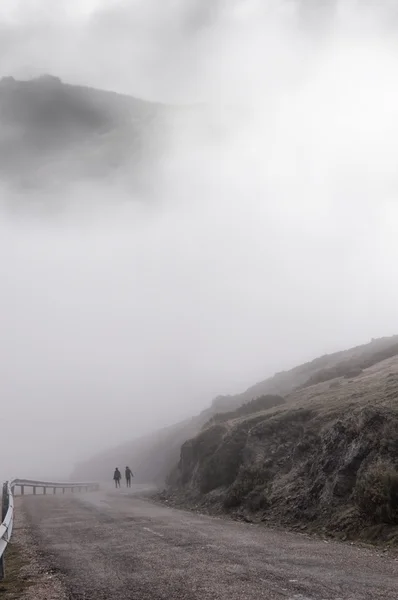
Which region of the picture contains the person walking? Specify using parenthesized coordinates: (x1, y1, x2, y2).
(125, 466, 134, 488)
(113, 467, 122, 488)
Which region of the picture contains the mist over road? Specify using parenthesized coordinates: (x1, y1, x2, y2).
(20, 489, 397, 600)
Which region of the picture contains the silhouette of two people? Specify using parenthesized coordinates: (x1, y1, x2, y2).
(113, 466, 134, 488)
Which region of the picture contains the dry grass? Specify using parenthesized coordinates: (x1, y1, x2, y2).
(0, 543, 33, 597)
(171, 353, 398, 545)
(206, 395, 285, 427)
(355, 462, 398, 524)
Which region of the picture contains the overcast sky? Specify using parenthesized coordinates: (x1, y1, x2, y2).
(1, 0, 398, 479)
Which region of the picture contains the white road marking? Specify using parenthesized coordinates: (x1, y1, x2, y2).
(287, 596, 332, 600)
(143, 527, 164, 538)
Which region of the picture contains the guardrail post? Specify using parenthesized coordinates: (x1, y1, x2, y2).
(0, 553, 5, 580)
(1, 483, 8, 521)
(1, 483, 9, 580)
(20, 485, 24, 496)
(33, 486, 36, 495)
(62, 487, 65, 494)
(53, 487, 56, 495)
(43, 487, 46, 495)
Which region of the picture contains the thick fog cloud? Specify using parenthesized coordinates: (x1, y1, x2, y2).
(1, 0, 398, 479)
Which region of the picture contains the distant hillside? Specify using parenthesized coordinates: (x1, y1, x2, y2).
(72, 335, 398, 489)
(73, 418, 202, 485)
(0, 75, 168, 191)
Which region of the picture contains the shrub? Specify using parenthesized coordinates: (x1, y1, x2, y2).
(223, 487, 244, 509)
(355, 462, 398, 524)
(343, 368, 363, 379)
(223, 464, 271, 509)
(246, 486, 270, 511)
(209, 395, 285, 426)
(300, 342, 398, 389)
(329, 380, 341, 390)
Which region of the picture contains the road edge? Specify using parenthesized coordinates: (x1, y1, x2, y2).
(0, 498, 68, 599)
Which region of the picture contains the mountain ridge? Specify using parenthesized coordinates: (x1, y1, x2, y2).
(0, 74, 166, 192)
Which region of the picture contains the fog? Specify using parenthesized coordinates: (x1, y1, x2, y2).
(1, 0, 398, 480)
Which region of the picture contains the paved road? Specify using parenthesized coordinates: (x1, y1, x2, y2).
(21, 489, 397, 600)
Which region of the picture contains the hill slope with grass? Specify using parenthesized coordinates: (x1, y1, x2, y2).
(165, 346, 398, 545)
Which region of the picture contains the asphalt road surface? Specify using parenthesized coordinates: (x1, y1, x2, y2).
(21, 489, 397, 600)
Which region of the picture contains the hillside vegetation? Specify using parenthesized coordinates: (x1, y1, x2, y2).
(165, 346, 398, 545)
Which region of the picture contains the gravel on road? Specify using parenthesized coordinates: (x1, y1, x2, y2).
(20, 490, 398, 600)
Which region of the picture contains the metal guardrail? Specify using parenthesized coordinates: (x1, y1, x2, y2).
(0, 478, 99, 579)
(10, 478, 100, 496)
(0, 481, 14, 579)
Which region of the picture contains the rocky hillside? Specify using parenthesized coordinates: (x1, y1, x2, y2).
(73, 334, 398, 506)
(165, 346, 398, 545)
